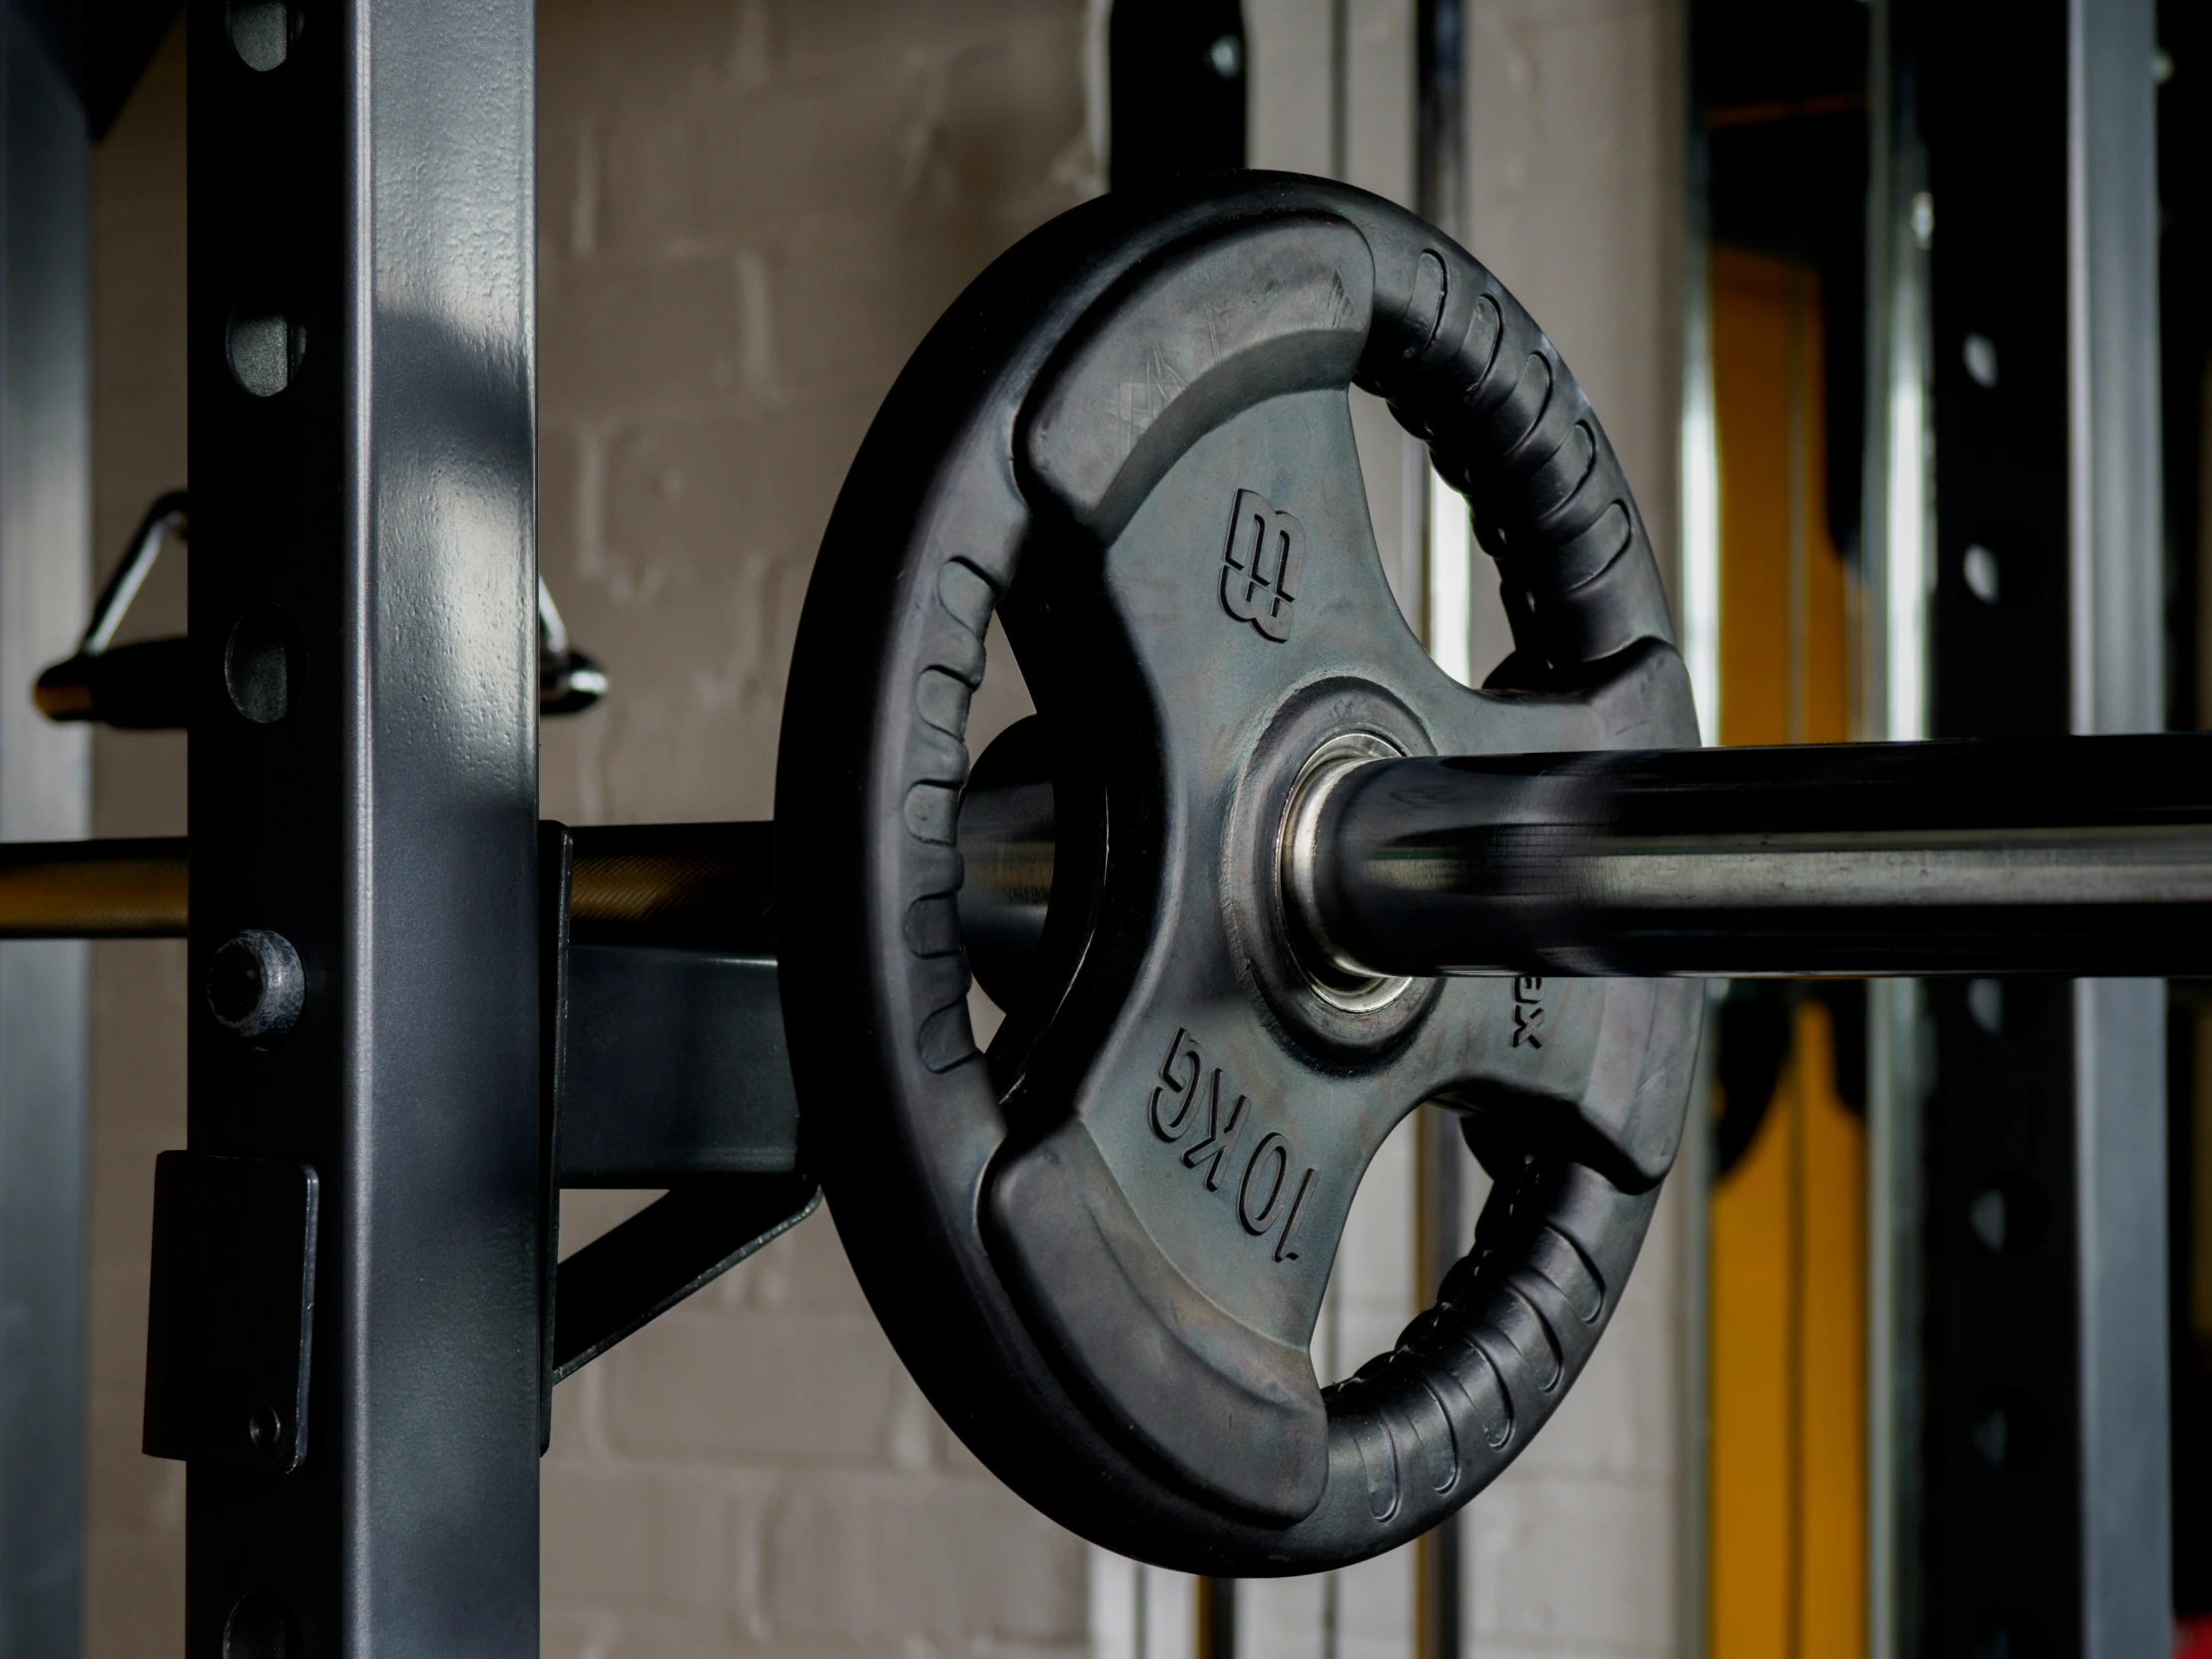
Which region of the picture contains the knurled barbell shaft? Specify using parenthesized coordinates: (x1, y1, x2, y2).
(1307, 733, 2212, 978)
(563, 822, 775, 951)
(0, 822, 776, 951)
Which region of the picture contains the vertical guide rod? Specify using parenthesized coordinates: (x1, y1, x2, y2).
(2066, 0, 2170, 1653)
(1861, 5, 1934, 1645)
(184, 0, 541, 1653)
(0, 0, 92, 1650)
(1412, 6, 1466, 1657)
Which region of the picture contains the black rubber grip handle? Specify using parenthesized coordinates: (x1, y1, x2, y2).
(1359, 238, 1677, 676)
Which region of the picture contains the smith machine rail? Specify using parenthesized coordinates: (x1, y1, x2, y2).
(8, 4, 2180, 1651)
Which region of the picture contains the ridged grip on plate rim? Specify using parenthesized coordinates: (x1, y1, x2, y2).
(775, 173, 1698, 1574)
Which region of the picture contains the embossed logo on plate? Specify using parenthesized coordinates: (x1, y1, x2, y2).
(1512, 975, 1545, 1048)
(1220, 489, 1304, 642)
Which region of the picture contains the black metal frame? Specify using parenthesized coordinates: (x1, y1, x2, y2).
(182, 2, 543, 1650)
(1914, 6, 2089, 1619)
(535, 821, 816, 1394)
(1911, 4, 2170, 1656)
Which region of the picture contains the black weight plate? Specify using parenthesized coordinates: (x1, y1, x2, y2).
(776, 174, 1700, 1575)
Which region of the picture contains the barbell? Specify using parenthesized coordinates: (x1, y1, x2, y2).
(24, 173, 2212, 1576)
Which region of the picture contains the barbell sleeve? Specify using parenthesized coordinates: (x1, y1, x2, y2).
(1305, 733, 2212, 978)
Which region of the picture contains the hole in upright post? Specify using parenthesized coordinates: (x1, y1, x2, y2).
(223, 1592, 303, 1659)
(226, 302, 306, 397)
(227, 0, 302, 71)
(225, 606, 305, 725)
(206, 929, 305, 1044)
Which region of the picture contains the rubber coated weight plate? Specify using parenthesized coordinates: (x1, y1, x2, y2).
(776, 174, 1701, 1575)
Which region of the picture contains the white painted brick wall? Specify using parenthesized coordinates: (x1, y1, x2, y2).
(536, 0, 1096, 830)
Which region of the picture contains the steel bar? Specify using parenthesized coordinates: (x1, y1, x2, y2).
(24, 733, 2212, 980)
(26, 734, 2212, 979)
(567, 822, 774, 952)
(0, 827, 775, 946)
(0, 836, 186, 936)
(1312, 734, 2212, 976)
(2065, 3, 2173, 1652)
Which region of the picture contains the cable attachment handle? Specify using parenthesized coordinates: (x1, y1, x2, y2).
(33, 490, 610, 725)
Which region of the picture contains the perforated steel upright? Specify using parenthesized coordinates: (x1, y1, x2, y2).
(1914, 0, 2170, 1653)
(184, 1, 540, 1652)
